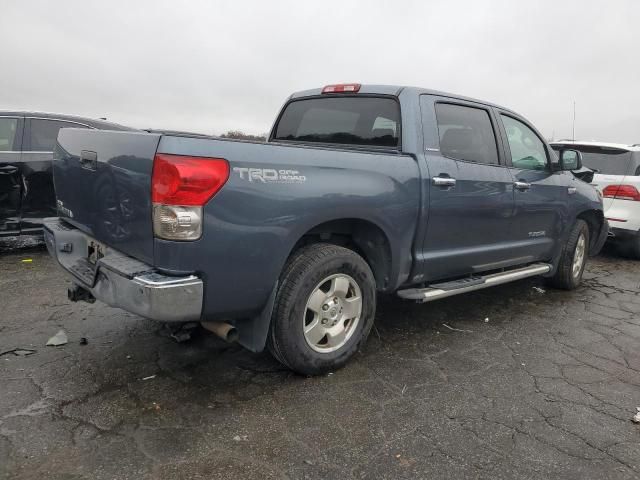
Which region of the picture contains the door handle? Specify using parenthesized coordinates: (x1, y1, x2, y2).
(432, 176, 456, 187)
(0, 166, 18, 175)
(514, 181, 531, 190)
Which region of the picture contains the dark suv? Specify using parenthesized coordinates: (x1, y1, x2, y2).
(0, 112, 132, 237)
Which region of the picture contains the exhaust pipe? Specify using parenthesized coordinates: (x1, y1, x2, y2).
(201, 321, 238, 343)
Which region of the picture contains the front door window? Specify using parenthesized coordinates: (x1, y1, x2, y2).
(501, 115, 547, 170)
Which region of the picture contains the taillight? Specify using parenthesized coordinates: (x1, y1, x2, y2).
(602, 184, 640, 201)
(152, 154, 229, 205)
(322, 83, 361, 94)
(151, 153, 229, 240)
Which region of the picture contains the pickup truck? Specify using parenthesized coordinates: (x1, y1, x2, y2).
(44, 84, 608, 375)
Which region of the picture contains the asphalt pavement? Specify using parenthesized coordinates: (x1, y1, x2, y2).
(1, 244, 639, 479)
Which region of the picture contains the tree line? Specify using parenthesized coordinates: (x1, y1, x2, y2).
(220, 130, 267, 141)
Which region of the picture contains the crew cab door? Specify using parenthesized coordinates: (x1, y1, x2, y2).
(417, 96, 517, 282)
(0, 116, 24, 235)
(496, 111, 568, 261)
(20, 118, 91, 234)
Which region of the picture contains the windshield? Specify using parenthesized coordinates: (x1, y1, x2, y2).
(552, 145, 633, 175)
(273, 96, 400, 148)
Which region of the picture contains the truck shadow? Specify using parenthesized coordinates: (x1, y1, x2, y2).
(125, 271, 563, 404)
(36, 251, 626, 412)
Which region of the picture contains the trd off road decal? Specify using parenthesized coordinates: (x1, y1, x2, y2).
(233, 167, 306, 184)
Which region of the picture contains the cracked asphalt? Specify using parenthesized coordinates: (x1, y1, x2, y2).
(1, 245, 640, 479)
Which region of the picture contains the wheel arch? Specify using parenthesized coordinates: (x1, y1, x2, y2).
(576, 208, 606, 255)
(233, 216, 399, 354)
(287, 218, 395, 292)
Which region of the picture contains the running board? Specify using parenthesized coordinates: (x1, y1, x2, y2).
(397, 263, 552, 303)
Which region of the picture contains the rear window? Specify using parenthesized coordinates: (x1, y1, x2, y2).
(551, 145, 633, 176)
(435, 103, 499, 165)
(273, 96, 400, 148)
(29, 119, 90, 152)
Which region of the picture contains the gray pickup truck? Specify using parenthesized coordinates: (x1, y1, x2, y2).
(44, 84, 607, 374)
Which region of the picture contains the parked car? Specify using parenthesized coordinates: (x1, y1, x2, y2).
(0, 112, 132, 237)
(550, 141, 640, 258)
(44, 84, 607, 374)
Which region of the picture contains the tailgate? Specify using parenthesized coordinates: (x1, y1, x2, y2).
(54, 128, 161, 264)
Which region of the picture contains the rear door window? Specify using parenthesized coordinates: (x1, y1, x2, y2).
(435, 103, 499, 165)
(273, 96, 400, 148)
(27, 119, 90, 152)
(0, 118, 20, 151)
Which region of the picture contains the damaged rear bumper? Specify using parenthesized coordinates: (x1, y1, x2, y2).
(43, 218, 203, 322)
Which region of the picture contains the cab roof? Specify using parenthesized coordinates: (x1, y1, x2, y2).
(289, 84, 515, 113)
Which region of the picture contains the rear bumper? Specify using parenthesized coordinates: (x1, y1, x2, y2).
(609, 226, 640, 243)
(605, 197, 640, 232)
(43, 218, 203, 322)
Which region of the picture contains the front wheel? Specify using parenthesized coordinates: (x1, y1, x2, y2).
(268, 243, 376, 375)
(547, 219, 590, 290)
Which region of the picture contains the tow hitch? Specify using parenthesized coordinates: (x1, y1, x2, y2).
(68, 284, 95, 303)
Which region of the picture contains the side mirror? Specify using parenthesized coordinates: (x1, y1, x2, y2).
(559, 149, 582, 171)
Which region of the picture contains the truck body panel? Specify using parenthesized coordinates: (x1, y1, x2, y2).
(54, 129, 161, 264)
(154, 135, 420, 318)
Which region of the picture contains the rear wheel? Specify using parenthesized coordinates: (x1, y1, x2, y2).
(547, 219, 589, 290)
(268, 243, 376, 375)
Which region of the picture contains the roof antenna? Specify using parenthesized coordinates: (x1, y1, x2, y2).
(572, 101, 576, 141)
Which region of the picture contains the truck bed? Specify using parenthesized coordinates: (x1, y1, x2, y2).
(53, 128, 421, 319)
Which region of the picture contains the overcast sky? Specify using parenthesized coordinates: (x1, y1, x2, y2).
(1, 0, 638, 143)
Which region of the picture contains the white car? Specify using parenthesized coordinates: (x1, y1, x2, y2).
(551, 141, 640, 258)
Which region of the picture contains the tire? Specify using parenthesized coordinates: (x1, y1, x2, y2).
(267, 243, 376, 375)
(547, 219, 590, 290)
